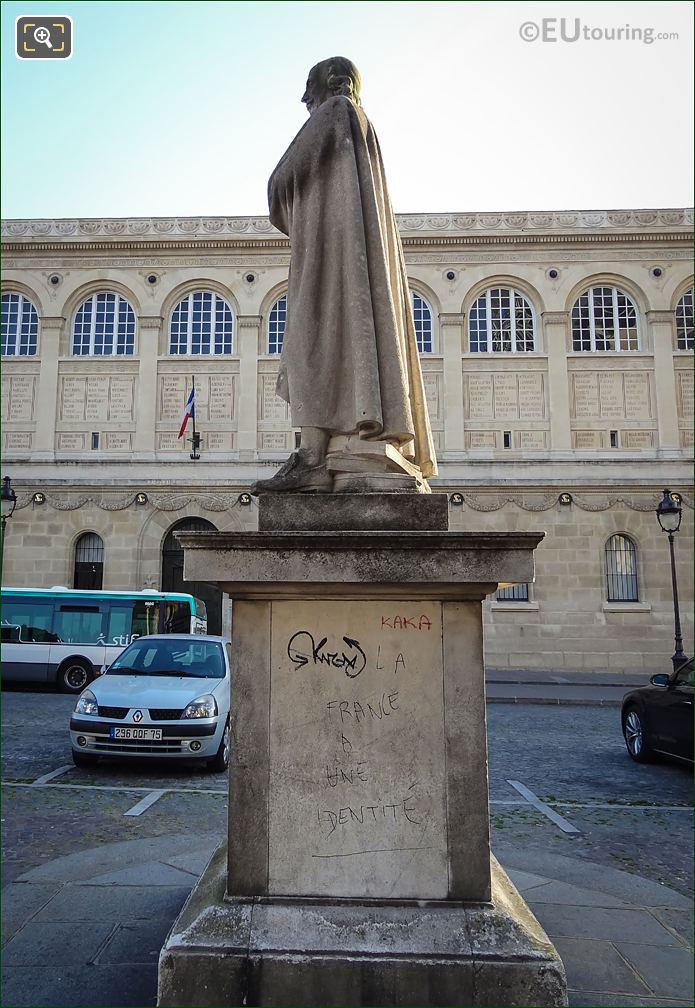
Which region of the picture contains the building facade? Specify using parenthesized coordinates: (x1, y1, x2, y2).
(1, 209, 693, 671)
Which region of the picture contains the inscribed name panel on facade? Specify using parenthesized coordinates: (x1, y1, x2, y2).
(681, 429, 694, 448)
(622, 430, 654, 449)
(268, 600, 448, 899)
(109, 378, 135, 421)
(465, 374, 494, 420)
(570, 373, 600, 419)
(205, 431, 233, 451)
(573, 430, 603, 449)
(159, 375, 187, 421)
(208, 375, 234, 421)
(492, 374, 519, 420)
(85, 377, 109, 421)
(623, 372, 652, 419)
(8, 375, 37, 421)
(5, 431, 33, 450)
(517, 372, 546, 419)
(467, 431, 496, 448)
(157, 433, 181, 451)
(60, 377, 86, 421)
(260, 374, 290, 422)
(422, 372, 442, 421)
(518, 431, 547, 449)
(676, 371, 694, 420)
(598, 372, 625, 418)
(56, 433, 86, 450)
(105, 433, 132, 451)
(260, 432, 291, 451)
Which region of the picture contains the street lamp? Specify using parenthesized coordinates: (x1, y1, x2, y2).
(1, 476, 17, 571)
(656, 488, 689, 673)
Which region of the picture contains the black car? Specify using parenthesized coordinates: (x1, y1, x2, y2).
(621, 659, 693, 764)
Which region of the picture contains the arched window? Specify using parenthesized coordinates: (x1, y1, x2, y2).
(675, 288, 693, 350)
(1, 292, 39, 356)
(411, 291, 433, 353)
(73, 532, 104, 590)
(268, 295, 286, 354)
(169, 291, 234, 355)
(605, 534, 638, 601)
(468, 287, 535, 352)
(72, 292, 136, 356)
(571, 286, 639, 351)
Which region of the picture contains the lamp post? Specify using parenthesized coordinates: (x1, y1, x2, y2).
(656, 488, 689, 673)
(1, 476, 18, 573)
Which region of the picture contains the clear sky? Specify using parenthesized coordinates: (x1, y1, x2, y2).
(1, 0, 692, 218)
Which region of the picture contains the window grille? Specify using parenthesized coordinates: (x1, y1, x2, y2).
(605, 534, 638, 601)
(496, 583, 529, 601)
(73, 533, 105, 590)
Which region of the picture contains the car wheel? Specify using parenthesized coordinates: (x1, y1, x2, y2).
(72, 750, 98, 768)
(207, 719, 230, 773)
(623, 706, 653, 763)
(59, 660, 92, 694)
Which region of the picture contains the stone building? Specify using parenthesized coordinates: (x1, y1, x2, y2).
(1, 209, 692, 672)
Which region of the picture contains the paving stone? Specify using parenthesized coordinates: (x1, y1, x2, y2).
(569, 993, 693, 1007)
(552, 937, 651, 996)
(523, 879, 629, 908)
(497, 846, 692, 909)
(531, 903, 681, 945)
(615, 942, 695, 1000)
(1, 882, 63, 945)
(97, 920, 174, 965)
(650, 906, 694, 946)
(16, 834, 219, 883)
(2, 921, 115, 966)
(161, 847, 216, 877)
(34, 884, 191, 922)
(80, 860, 198, 887)
(0, 964, 157, 1007)
(505, 868, 552, 891)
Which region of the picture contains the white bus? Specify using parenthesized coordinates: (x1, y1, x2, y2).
(0, 587, 207, 693)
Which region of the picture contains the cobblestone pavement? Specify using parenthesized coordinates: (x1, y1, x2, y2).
(486, 704, 693, 898)
(2, 689, 693, 1007)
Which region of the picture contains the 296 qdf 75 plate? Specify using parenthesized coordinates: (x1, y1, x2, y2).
(109, 727, 162, 741)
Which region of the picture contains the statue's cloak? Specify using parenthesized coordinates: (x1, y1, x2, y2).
(268, 96, 437, 478)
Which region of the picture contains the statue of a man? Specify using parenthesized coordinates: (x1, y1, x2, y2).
(251, 57, 437, 494)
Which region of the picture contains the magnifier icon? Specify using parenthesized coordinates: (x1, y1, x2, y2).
(33, 26, 53, 49)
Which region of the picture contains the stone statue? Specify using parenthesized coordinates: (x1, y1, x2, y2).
(250, 57, 437, 494)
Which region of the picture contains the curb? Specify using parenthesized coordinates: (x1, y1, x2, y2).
(486, 696, 622, 706)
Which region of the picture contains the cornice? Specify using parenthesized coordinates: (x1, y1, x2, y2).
(1, 230, 691, 259)
(2, 208, 692, 244)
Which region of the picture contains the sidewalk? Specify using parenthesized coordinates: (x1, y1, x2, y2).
(486, 668, 645, 705)
(2, 834, 692, 1007)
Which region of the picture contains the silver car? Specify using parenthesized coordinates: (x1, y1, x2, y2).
(70, 635, 231, 773)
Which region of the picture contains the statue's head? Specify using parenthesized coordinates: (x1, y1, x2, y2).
(301, 57, 362, 115)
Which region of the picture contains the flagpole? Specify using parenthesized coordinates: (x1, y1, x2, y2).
(190, 374, 201, 460)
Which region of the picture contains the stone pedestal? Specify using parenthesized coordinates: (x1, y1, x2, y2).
(159, 495, 567, 1007)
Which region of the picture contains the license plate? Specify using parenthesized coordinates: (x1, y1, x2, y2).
(109, 727, 162, 740)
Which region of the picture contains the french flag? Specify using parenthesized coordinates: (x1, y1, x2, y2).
(178, 386, 195, 439)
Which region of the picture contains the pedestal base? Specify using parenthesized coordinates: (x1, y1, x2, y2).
(158, 846, 567, 1007)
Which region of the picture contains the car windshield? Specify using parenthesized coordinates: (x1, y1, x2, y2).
(107, 640, 225, 679)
